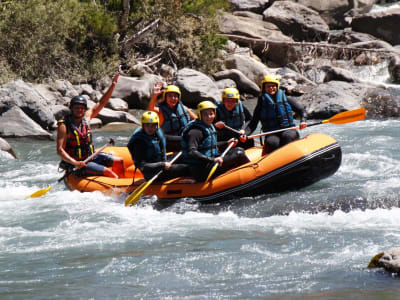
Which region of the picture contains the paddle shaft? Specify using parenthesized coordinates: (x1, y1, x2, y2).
(124, 152, 183, 206)
(247, 108, 366, 140)
(205, 141, 235, 183)
(58, 138, 114, 182)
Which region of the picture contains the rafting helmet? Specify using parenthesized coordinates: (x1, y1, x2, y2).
(222, 88, 240, 103)
(197, 101, 216, 120)
(141, 111, 159, 128)
(70, 95, 87, 109)
(162, 85, 181, 102)
(261, 74, 280, 90)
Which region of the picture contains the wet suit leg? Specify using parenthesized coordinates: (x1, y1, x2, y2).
(189, 147, 250, 182)
(141, 163, 190, 182)
(262, 130, 300, 155)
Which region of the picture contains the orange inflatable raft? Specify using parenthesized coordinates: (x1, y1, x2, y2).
(63, 133, 341, 203)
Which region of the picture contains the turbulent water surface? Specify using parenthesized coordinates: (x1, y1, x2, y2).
(1, 118, 400, 299)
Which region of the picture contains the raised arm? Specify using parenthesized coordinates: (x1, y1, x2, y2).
(86, 72, 119, 120)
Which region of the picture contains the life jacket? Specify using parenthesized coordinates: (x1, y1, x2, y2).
(58, 115, 94, 161)
(259, 89, 294, 131)
(159, 102, 190, 135)
(181, 120, 219, 164)
(128, 127, 166, 165)
(216, 100, 245, 130)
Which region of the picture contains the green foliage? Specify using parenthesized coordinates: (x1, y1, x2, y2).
(0, 0, 119, 84)
(0, 0, 229, 84)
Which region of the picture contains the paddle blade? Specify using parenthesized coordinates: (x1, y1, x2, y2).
(124, 180, 153, 206)
(28, 186, 51, 198)
(205, 163, 218, 183)
(325, 108, 366, 125)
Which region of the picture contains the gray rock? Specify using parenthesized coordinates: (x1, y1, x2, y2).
(0, 137, 17, 158)
(176, 68, 221, 107)
(230, 0, 270, 14)
(215, 79, 237, 90)
(0, 106, 52, 139)
(213, 69, 260, 96)
(388, 55, 400, 84)
(225, 54, 271, 86)
(107, 97, 129, 112)
(372, 248, 400, 273)
(97, 107, 140, 125)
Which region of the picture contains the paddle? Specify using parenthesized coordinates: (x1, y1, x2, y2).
(124, 151, 183, 207)
(205, 141, 235, 183)
(247, 107, 366, 140)
(28, 138, 115, 198)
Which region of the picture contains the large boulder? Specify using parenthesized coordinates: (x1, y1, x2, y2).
(229, 0, 270, 14)
(213, 69, 260, 96)
(176, 68, 220, 107)
(0, 106, 53, 139)
(111, 74, 162, 109)
(0, 80, 56, 130)
(388, 55, 400, 84)
(263, 1, 330, 42)
(351, 8, 400, 46)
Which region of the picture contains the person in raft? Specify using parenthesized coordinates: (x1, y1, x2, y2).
(181, 101, 250, 182)
(244, 74, 307, 155)
(214, 87, 254, 150)
(127, 111, 190, 182)
(57, 72, 124, 178)
(147, 83, 197, 152)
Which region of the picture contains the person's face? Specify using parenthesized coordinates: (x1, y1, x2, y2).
(223, 98, 237, 111)
(71, 104, 86, 118)
(165, 92, 179, 109)
(201, 108, 215, 126)
(143, 123, 157, 135)
(263, 83, 278, 95)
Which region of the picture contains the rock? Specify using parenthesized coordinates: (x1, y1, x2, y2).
(215, 79, 237, 90)
(230, 0, 269, 14)
(213, 69, 260, 96)
(263, 1, 330, 42)
(51, 105, 70, 121)
(351, 8, 400, 46)
(111, 74, 162, 109)
(89, 118, 103, 129)
(131, 63, 153, 76)
(362, 88, 400, 118)
(388, 55, 400, 84)
(96, 122, 139, 132)
(224, 54, 271, 86)
(0, 80, 56, 130)
(0, 106, 53, 139)
(107, 97, 129, 112)
(176, 68, 221, 107)
(0, 137, 17, 158)
(276, 67, 317, 95)
(369, 248, 400, 273)
(297, 81, 368, 118)
(97, 108, 140, 125)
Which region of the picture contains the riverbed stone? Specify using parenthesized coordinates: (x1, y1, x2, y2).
(369, 248, 400, 273)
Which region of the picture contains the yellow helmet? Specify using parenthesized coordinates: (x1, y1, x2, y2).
(141, 111, 159, 127)
(261, 74, 280, 90)
(197, 101, 216, 120)
(162, 85, 181, 102)
(222, 88, 240, 103)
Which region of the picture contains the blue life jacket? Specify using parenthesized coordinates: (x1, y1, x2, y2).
(128, 127, 166, 165)
(216, 100, 245, 130)
(159, 102, 190, 135)
(259, 89, 294, 131)
(181, 120, 219, 164)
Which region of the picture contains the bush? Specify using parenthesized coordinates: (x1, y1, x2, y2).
(0, 0, 119, 84)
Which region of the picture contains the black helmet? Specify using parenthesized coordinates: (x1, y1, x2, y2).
(70, 95, 87, 109)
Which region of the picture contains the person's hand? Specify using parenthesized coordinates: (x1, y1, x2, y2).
(299, 122, 307, 130)
(214, 121, 225, 130)
(74, 161, 87, 169)
(228, 138, 238, 147)
(214, 156, 223, 165)
(239, 129, 245, 135)
(153, 82, 164, 97)
(239, 135, 247, 143)
(164, 162, 172, 170)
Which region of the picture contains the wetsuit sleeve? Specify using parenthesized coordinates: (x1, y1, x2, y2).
(244, 97, 262, 135)
(127, 139, 165, 171)
(165, 134, 181, 143)
(288, 97, 307, 123)
(187, 128, 215, 163)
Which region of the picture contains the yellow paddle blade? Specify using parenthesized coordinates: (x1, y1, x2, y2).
(28, 186, 51, 198)
(124, 180, 153, 206)
(205, 163, 218, 183)
(323, 108, 366, 125)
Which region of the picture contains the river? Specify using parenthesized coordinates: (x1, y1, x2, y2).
(1, 117, 400, 299)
